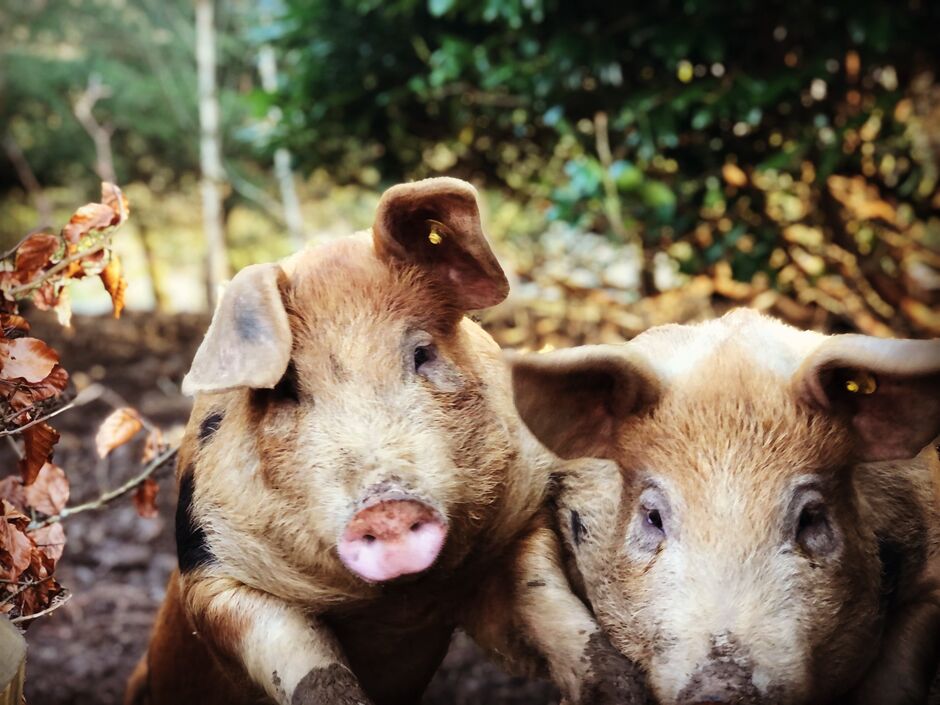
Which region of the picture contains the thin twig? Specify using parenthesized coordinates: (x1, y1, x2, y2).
(0, 384, 104, 438)
(27, 446, 178, 532)
(10, 590, 71, 624)
(0, 574, 56, 607)
(7, 239, 111, 298)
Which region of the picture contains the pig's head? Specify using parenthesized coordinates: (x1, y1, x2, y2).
(181, 178, 515, 586)
(509, 309, 940, 705)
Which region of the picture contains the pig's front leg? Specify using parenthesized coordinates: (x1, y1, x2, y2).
(465, 513, 650, 705)
(181, 575, 372, 705)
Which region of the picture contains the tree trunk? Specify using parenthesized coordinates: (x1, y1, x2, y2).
(195, 0, 228, 310)
(2, 134, 53, 229)
(0, 615, 26, 705)
(72, 75, 117, 186)
(257, 44, 305, 249)
(138, 222, 170, 311)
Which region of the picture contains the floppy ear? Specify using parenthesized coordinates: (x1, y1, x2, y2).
(372, 177, 509, 310)
(182, 263, 292, 396)
(794, 334, 940, 462)
(507, 345, 660, 459)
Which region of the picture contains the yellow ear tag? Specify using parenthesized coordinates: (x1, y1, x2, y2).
(845, 372, 877, 395)
(428, 230, 443, 245)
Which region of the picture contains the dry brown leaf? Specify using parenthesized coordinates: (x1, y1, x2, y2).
(59, 183, 128, 247)
(0, 313, 30, 338)
(0, 337, 60, 383)
(100, 255, 127, 319)
(19, 422, 60, 485)
(0, 504, 33, 582)
(95, 407, 143, 458)
(31, 523, 66, 565)
(101, 182, 130, 224)
(13, 233, 60, 285)
(61, 203, 119, 246)
(0, 474, 27, 512)
(133, 478, 159, 519)
(141, 428, 165, 463)
(23, 463, 69, 516)
(54, 286, 72, 327)
(31, 280, 63, 311)
(4, 364, 70, 414)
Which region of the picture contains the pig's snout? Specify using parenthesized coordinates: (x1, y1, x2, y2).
(676, 655, 760, 705)
(338, 500, 447, 582)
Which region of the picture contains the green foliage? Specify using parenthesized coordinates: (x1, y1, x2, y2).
(271, 0, 940, 287)
(0, 0, 257, 195)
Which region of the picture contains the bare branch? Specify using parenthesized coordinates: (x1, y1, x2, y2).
(72, 75, 117, 185)
(1, 134, 53, 229)
(0, 574, 57, 607)
(6, 238, 111, 298)
(10, 590, 71, 624)
(27, 446, 178, 532)
(0, 385, 104, 438)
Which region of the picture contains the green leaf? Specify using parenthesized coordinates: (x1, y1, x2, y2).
(428, 0, 456, 17)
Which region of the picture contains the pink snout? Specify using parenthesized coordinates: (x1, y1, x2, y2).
(338, 500, 447, 582)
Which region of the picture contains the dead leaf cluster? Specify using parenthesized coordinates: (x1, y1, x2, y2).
(0, 184, 165, 624)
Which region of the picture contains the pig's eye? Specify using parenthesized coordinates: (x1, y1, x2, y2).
(413, 344, 436, 372)
(632, 500, 667, 554)
(645, 508, 664, 532)
(796, 502, 838, 557)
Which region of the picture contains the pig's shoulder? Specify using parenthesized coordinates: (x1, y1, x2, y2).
(856, 450, 940, 592)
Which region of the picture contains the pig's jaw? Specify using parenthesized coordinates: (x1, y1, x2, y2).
(338, 498, 448, 583)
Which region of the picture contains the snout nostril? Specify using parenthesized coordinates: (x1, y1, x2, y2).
(410, 522, 422, 532)
(362, 534, 376, 543)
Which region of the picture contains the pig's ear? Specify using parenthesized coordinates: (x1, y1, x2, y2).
(372, 177, 509, 310)
(507, 346, 659, 459)
(794, 335, 940, 462)
(182, 263, 292, 396)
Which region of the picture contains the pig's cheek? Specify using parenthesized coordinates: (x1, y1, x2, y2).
(291, 664, 371, 705)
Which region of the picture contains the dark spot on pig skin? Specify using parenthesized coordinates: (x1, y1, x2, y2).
(272, 671, 285, 701)
(291, 664, 370, 705)
(878, 536, 903, 604)
(234, 305, 262, 342)
(198, 413, 223, 442)
(329, 353, 349, 382)
(175, 469, 214, 573)
(580, 631, 652, 705)
(571, 510, 586, 546)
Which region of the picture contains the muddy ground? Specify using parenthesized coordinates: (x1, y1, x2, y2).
(14, 311, 558, 705)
